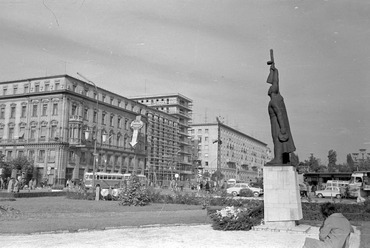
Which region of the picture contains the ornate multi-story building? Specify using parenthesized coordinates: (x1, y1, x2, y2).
(130, 94, 193, 181)
(190, 120, 269, 182)
(0, 75, 149, 186)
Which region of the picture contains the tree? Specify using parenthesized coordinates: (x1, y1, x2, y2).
(4, 156, 34, 180)
(297, 161, 308, 173)
(358, 158, 370, 171)
(327, 150, 337, 172)
(336, 163, 352, 172)
(302, 154, 326, 172)
(306, 154, 319, 172)
(211, 170, 225, 182)
(346, 154, 355, 172)
(202, 171, 211, 178)
(0, 154, 8, 178)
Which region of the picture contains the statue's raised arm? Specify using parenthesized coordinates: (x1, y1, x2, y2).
(267, 49, 274, 66)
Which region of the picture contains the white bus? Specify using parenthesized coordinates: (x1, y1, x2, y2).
(84, 172, 147, 189)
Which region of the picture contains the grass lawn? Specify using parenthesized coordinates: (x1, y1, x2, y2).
(1, 196, 370, 248)
(0, 197, 209, 234)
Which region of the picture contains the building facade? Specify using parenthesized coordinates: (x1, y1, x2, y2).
(130, 94, 193, 181)
(351, 149, 370, 165)
(0, 75, 148, 186)
(144, 108, 180, 185)
(190, 121, 269, 182)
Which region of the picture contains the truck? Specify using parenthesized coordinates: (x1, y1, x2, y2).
(348, 171, 370, 198)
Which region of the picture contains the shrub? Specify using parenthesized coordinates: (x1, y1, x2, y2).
(51, 185, 65, 190)
(363, 197, 370, 213)
(208, 197, 261, 208)
(65, 188, 94, 200)
(173, 192, 202, 205)
(212, 188, 228, 197)
(118, 175, 150, 206)
(145, 186, 163, 203)
(239, 188, 254, 197)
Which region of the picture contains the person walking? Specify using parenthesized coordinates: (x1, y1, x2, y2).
(170, 179, 176, 191)
(14, 178, 20, 193)
(205, 181, 210, 193)
(32, 178, 37, 190)
(28, 179, 34, 191)
(311, 184, 317, 196)
(7, 178, 14, 193)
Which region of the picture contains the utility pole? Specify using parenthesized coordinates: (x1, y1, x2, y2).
(215, 117, 222, 173)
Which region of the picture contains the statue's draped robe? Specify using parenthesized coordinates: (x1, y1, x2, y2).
(268, 93, 296, 154)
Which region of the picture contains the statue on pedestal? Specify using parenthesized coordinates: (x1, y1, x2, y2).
(266, 49, 296, 165)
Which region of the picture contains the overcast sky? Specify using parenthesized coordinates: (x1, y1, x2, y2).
(0, 0, 370, 164)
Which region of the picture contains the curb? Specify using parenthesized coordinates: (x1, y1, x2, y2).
(0, 223, 209, 236)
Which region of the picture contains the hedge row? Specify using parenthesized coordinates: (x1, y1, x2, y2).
(0, 191, 66, 198)
(66, 191, 96, 200)
(302, 201, 370, 221)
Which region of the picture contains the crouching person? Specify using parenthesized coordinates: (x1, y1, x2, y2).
(303, 202, 353, 248)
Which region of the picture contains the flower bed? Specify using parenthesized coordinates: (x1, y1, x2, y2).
(208, 204, 264, 231)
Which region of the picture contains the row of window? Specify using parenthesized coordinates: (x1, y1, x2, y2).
(190, 128, 209, 134)
(0, 101, 137, 132)
(71, 104, 134, 130)
(3, 149, 137, 166)
(1, 81, 61, 96)
(0, 103, 59, 119)
(0, 124, 58, 140)
(3, 149, 56, 163)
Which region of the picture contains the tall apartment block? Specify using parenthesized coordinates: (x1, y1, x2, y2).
(0, 75, 149, 186)
(130, 94, 193, 181)
(190, 121, 269, 182)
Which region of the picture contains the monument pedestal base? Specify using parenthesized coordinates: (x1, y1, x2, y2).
(263, 165, 302, 230)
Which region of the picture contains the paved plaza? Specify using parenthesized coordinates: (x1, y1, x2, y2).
(0, 224, 361, 248)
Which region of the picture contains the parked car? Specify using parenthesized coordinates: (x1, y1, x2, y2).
(226, 183, 263, 197)
(226, 179, 236, 188)
(315, 186, 342, 199)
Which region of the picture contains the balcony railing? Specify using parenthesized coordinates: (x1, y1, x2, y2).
(69, 115, 83, 122)
(69, 138, 82, 145)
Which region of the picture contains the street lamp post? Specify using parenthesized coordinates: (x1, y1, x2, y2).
(84, 129, 97, 190)
(77, 73, 99, 191)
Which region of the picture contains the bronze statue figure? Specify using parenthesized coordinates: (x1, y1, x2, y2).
(266, 49, 296, 165)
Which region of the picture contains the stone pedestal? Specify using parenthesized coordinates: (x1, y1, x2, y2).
(263, 165, 302, 229)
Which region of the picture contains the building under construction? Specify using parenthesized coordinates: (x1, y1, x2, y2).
(130, 94, 193, 183)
